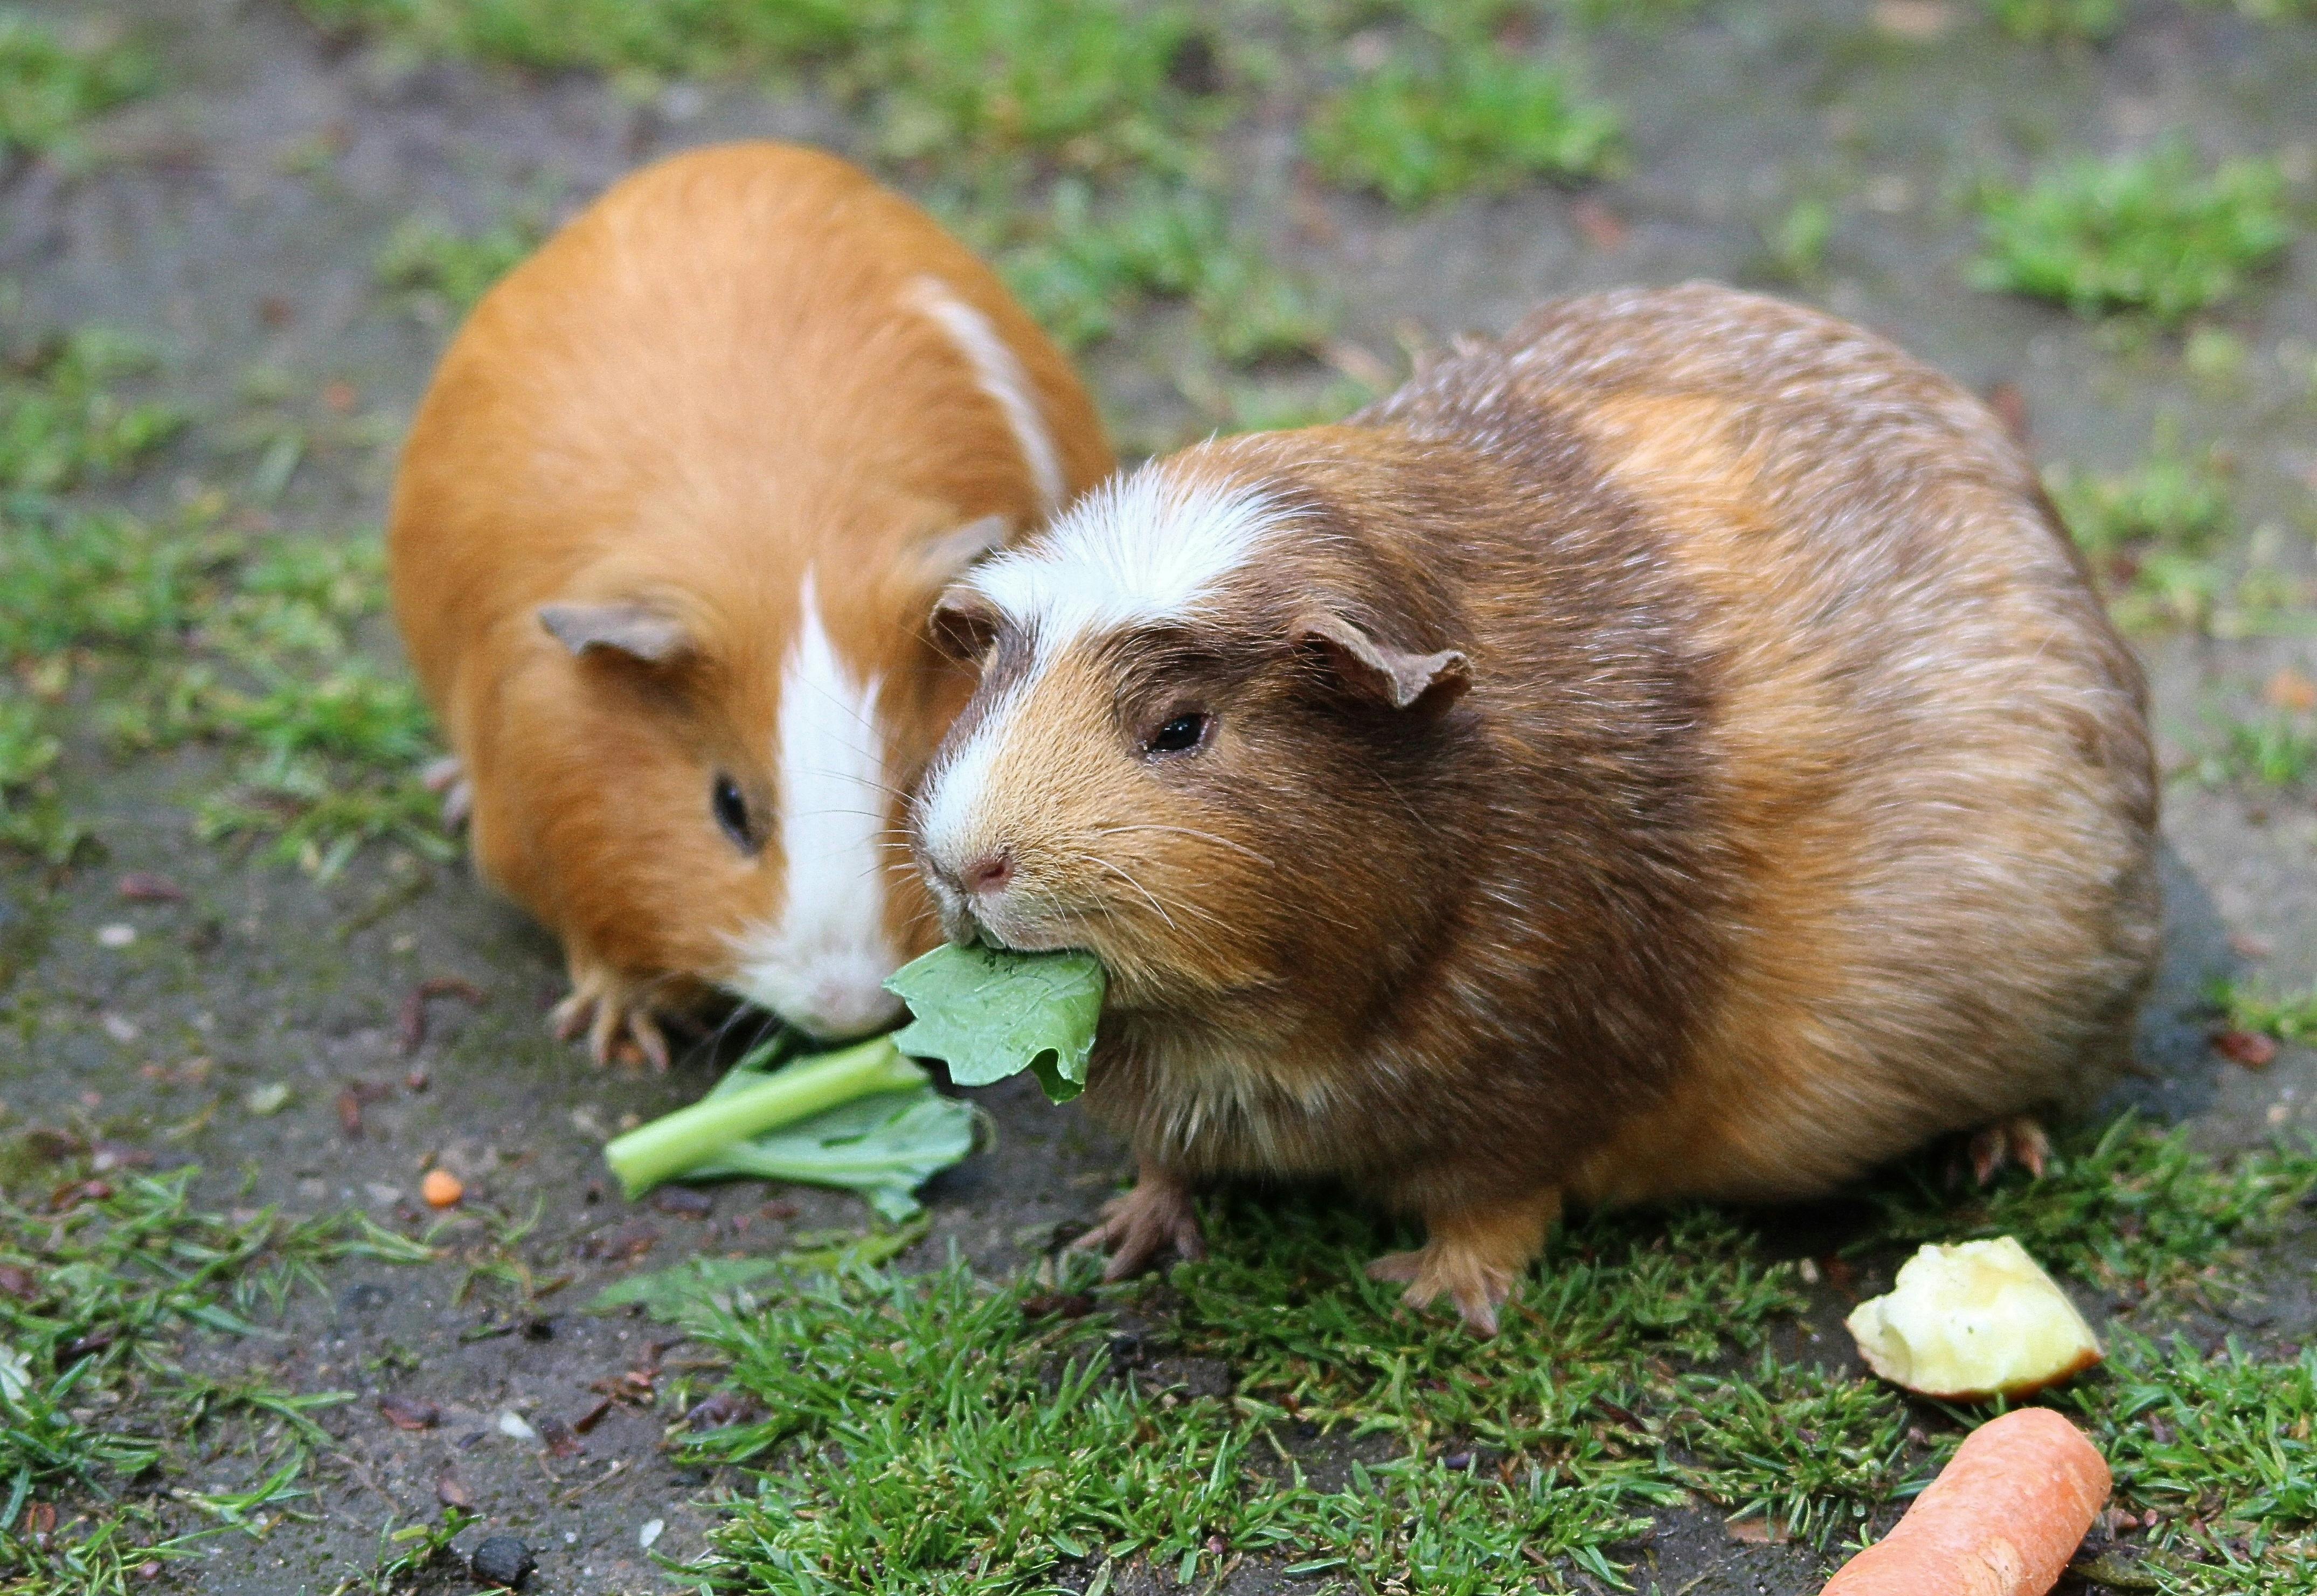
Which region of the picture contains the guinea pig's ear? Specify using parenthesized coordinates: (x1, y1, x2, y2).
(537, 602, 692, 664)
(1296, 610, 1469, 712)
(928, 583, 1003, 664)
(908, 514, 1011, 591)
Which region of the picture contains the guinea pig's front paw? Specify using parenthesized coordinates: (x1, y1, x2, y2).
(1366, 1245, 1520, 1337)
(550, 964, 676, 1072)
(1069, 1164, 1205, 1282)
(1367, 1188, 1563, 1338)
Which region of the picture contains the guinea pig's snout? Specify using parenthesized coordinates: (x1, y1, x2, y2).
(924, 844, 1013, 902)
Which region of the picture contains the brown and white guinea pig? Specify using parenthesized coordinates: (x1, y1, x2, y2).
(908, 282, 2159, 1334)
(389, 142, 1112, 1067)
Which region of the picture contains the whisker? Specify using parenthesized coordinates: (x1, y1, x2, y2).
(1092, 823, 1276, 869)
(1076, 851, 1176, 933)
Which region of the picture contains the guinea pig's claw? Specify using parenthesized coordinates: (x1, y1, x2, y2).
(1070, 1172, 1205, 1281)
(626, 1010, 672, 1073)
(1965, 1115, 2051, 1185)
(549, 981, 674, 1072)
(421, 757, 473, 830)
(550, 990, 592, 1046)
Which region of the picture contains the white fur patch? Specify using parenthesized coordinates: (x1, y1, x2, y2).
(907, 275, 1065, 514)
(912, 673, 1032, 904)
(967, 463, 1278, 660)
(728, 571, 904, 1038)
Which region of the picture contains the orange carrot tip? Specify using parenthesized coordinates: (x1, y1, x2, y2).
(1820, 1408, 2110, 1596)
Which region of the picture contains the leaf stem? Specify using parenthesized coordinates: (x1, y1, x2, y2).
(603, 1036, 925, 1198)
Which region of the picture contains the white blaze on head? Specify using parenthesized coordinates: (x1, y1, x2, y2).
(905, 275, 1064, 515)
(914, 464, 1279, 892)
(729, 570, 904, 1038)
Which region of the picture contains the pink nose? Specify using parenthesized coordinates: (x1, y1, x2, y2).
(962, 852, 1012, 895)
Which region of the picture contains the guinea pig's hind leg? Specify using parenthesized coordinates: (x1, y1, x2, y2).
(550, 962, 674, 1072)
(1366, 1187, 1563, 1337)
(1069, 1160, 1206, 1282)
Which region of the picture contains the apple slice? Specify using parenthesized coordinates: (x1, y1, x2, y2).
(1845, 1237, 2103, 1400)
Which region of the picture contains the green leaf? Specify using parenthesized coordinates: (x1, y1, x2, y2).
(686, 1087, 979, 1221)
(884, 943, 1106, 1103)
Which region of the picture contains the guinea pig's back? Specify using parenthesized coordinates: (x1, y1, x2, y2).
(1392, 284, 2159, 1204)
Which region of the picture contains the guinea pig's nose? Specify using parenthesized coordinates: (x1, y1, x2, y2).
(962, 851, 1012, 896)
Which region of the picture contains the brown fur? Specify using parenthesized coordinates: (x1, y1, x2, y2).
(915, 284, 2158, 1331)
(389, 142, 1113, 1061)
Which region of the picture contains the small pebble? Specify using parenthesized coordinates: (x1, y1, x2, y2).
(496, 1411, 538, 1442)
(96, 924, 136, 948)
(639, 1518, 664, 1550)
(243, 1083, 291, 1116)
(470, 1535, 536, 1591)
(422, 1169, 465, 1208)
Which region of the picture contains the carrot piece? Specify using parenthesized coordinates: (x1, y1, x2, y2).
(1820, 1408, 2109, 1596)
(421, 1168, 465, 1208)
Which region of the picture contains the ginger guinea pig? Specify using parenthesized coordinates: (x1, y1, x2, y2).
(389, 142, 1112, 1066)
(910, 283, 2159, 1334)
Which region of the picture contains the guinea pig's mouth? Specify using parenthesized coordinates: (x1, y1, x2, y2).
(935, 885, 1078, 956)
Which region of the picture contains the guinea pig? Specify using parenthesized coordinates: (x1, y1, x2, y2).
(389, 142, 1113, 1067)
(909, 282, 2159, 1334)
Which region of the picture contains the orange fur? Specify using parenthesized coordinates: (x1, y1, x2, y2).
(389, 143, 1112, 1061)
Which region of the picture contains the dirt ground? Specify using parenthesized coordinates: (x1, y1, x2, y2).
(4, 0, 2316, 1591)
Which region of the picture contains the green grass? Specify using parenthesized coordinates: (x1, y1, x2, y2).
(1984, 0, 2124, 40)
(373, 212, 541, 318)
(1759, 195, 1834, 283)
(1307, 43, 1621, 207)
(2078, 1336, 2317, 1590)
(295, 0, 870, 78)
(1675, 1355, 1913, 1546)
(2045, 430, 2234, 631)
(988, 178, 1329, 359)
(0, 9, 154, 160)
(2214, 979, 2317, 1046)
(1868, 1116, 2317, 1298)
(2191, 712, 2317, 790)
(0, 330, 184, 495)
(1971, 142, 2293, 324)
(305, 0, 1226, 176)
(866, 0, 1223, 176)
(0, 343, 448, 877)
(0, 1154, 434, 1593)
(652, 1122, 2317, 1591)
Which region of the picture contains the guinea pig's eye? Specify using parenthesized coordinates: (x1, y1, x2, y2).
(711, 774, 758, 852)
(1144, 711, 1212, 758)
